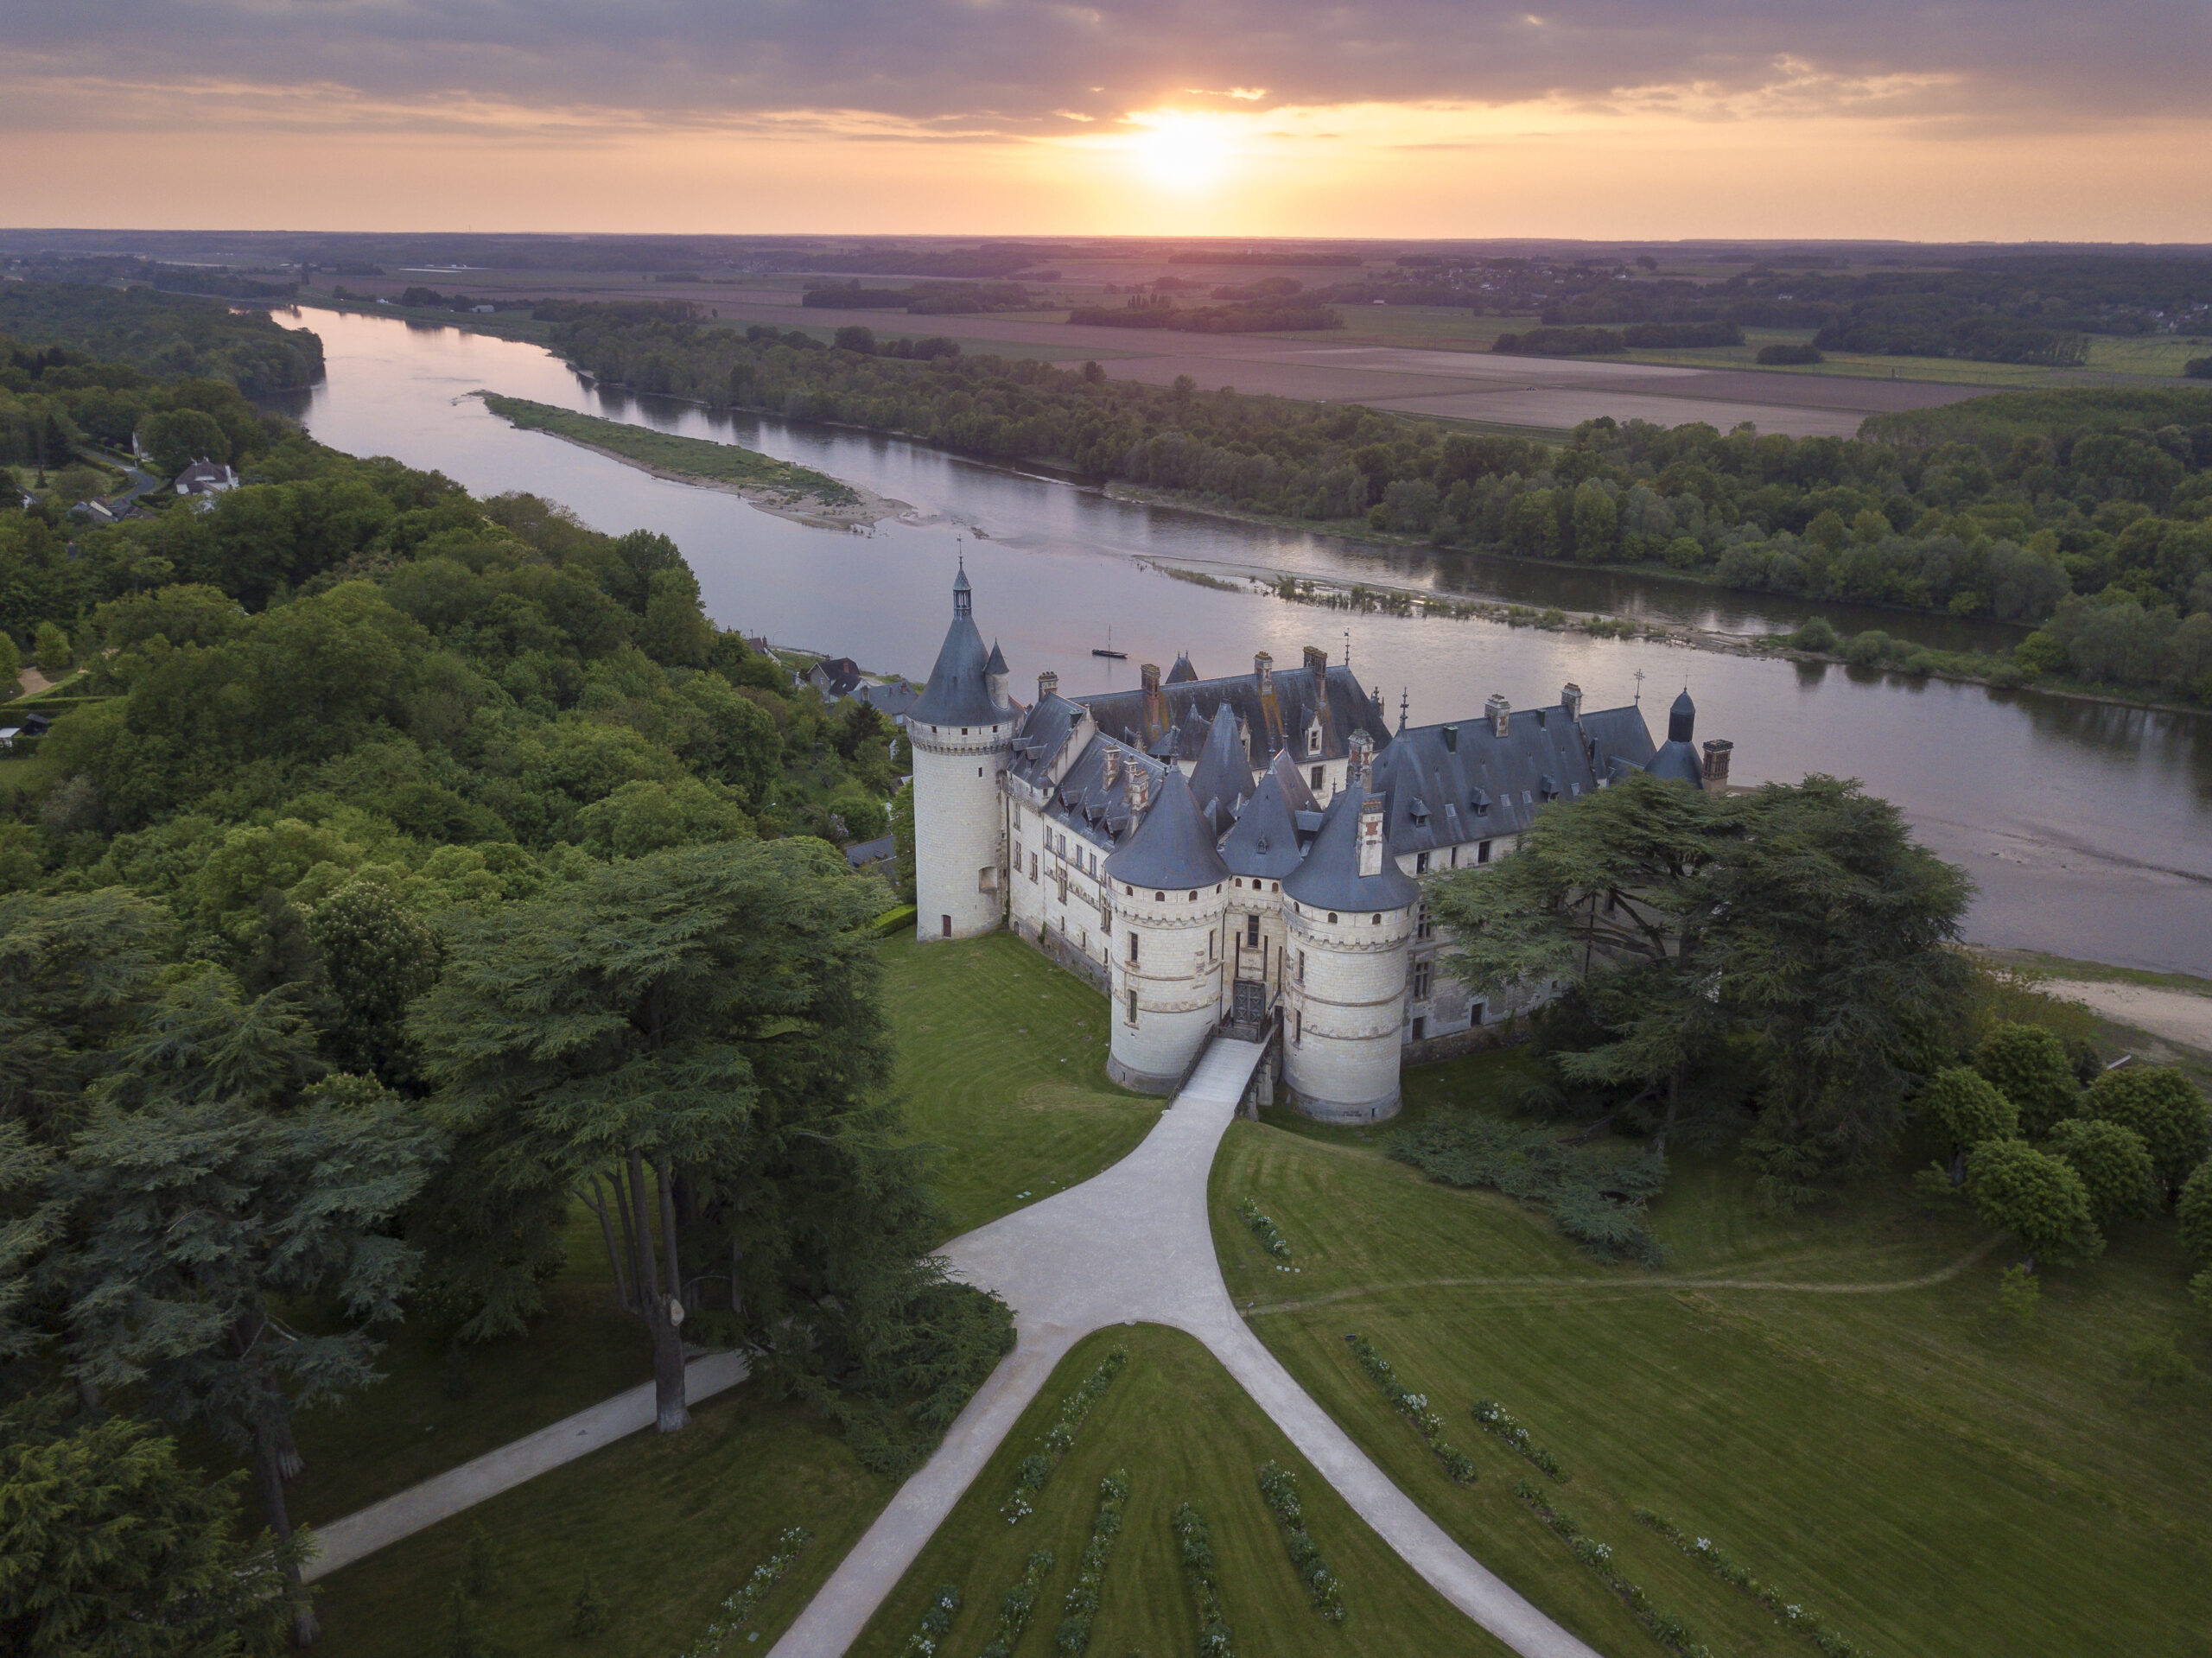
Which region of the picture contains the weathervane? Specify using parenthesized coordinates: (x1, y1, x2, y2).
(1398, 686, 1409, 733)
(1632, 668, 1645, 706)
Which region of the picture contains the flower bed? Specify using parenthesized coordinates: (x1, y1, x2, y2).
(1255, 1461, 1345, 1623)
(1053, 1468, 1130, 1655)
(1471, 1399, 1568, 1482)
(897, 1585, 961, 1658)
(1342, 1333, 1478, 1484)
(1236, 1198, 1292, 1259)
(1171, 1502, 1236, 1658)
(1634, 1509, 1863, 1658)
(976, 1549, 1056, 1658)
(1000, 1346, 1128, 1524)
(677, 1526, 811, 1657)
(1514, 1483, 1712, 1658)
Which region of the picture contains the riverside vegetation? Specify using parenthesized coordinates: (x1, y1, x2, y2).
(537, 303, 2212, 702)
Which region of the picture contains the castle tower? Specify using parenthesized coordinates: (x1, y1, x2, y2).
(1103, 765, 1232, 1092)
(1644, 688, 1705, 787)
(910, 562, 1015, 941)
(1281, 784, 1420, 1122)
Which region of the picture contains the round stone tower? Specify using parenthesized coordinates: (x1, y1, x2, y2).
(1103, 763, 1232, 1092)
(1281, 782, 1419, 1122)
(909, 561, 1015, 942)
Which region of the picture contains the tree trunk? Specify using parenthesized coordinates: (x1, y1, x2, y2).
(584, 1176, 633, 1312)
(628, 1151, 688, 1433)
(255, 1425, 319, 1647)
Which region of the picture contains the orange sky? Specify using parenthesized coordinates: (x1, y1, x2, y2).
(4, 4, 2209, 239)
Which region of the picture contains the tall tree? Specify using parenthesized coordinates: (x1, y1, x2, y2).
(0, 1396, 308, 1657)
(1438, 773, 1972, 1193)
(408, 838, 895, 1431)
(2083, 1065, 2209, 1201)
(57, 975, 435, 1647)
(1973, 1021, 2080, 1137)
(0, 889, 172, 1145)
(1967, 1138, 2103, 1270)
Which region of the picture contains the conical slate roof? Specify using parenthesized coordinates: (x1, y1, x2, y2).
(1166, 651, 1199, 684)
(912, 570, 1013, 727)
(1104, 765, 1230, 892)
(1186, 702, 1255, 835)
(1648, 689, 1702, 785)
(1219, 750, 1313, 880)
(985, 638, 1008, 676)
(1283, 785, 1420, 912)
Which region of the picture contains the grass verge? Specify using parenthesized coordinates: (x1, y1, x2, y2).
(1212, 1053, 2212, 1657)
(846, 1324, 1512, 1658)
(310, 1378, 893, 1658)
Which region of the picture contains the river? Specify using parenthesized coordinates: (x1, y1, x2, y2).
(279, 308, 2212, 975)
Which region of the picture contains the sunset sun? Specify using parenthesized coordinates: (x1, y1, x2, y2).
(1125, 110, 1238, 193)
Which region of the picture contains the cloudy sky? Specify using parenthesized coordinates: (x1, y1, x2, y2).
(4, 1, 2209, 237)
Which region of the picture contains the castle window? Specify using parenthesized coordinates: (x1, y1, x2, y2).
(1030, 854, 1039, 880)
(1310, 765, 1323, 789)
(1416, 903, 1434, 941)
(1294, 1010, 1302, 1045)
(1246, 915, 1260, 948)
(1412, 1016, 1426, 1041)
(1415, 851, 1429, 874)
(1371, 913, 1381, 925)
(1155, 891, 1165, 902)
(1208, 931, 1217, 962)
(1478, 839, 1492, 865)
(1470, 999, 1486, 1026)
(1327, 912, 1338, 924)
(1413, 959, 1433, 999)
(1127, 989, 1138, 1024)
(1306, 725, 1321, 757)
(1128, 932, 1140, 963)
(1272, 882, 1281, 893)
(1298, 950, 1306, 983)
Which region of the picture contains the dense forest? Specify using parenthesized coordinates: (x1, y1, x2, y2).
(0, 284, 323, 394)
(543, 308, 2212, 702)
(0, 316, 1004, 1649)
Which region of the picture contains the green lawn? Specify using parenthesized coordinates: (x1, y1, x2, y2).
(310, 1379, 893, 1658)
(880, 931, 1160, 1240)
(1211, 1055, 2212, 1657)
(846, 1324, 1514, 1658)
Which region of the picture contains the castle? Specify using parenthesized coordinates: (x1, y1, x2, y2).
(907, 563, 1731, 1122)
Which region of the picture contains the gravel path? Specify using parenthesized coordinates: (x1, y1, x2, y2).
(766, 1037, 1599, 1658)
(301, 1350, 749, 1582)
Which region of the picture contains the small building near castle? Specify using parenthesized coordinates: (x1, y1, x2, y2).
(908, 564, 1729, 1122)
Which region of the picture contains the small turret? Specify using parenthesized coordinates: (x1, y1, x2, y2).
(985, 639, 1009, 705)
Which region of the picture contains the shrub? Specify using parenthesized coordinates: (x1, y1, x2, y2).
(2186, 357, 2212, 380)
(569, 1571, 609, 1637)
(2084, 1065, 2209, 1196)
(2044, 1117, 2157, 1229)
(1389, 1113, 1667, 1264)
(1635, 1508, 1859, 1656)
(1054, 1471, 1128, 1655)
(677, 1527, 810, 1657)
(1520, 1490, 1713, 1656)
(2180, 1161, 2212, 1267)
(1344, 1333, 1478, 1483)
(1000, 1347, 1126, 1522)
(1236, 1197, 1291, 1260)
(31, 620, 72, 676)
(1471, 1398, 1568, 1481)
(1758, 342, 1826, 365)
(1843, 630, 1892, 667)
(976, 1549, 1055, 1658)
(900, 1585, 961, 1658)
(1171, 1503, 1236, 1658)
(1996, 1262, 2041, 1329)
(1920, 1066, 2018, 1164)
(1974, 1021, 2081, 1137)
(1256, 1461, 1345, 1623)
(1789, 616, 1840, 652)
(2122, 1331, 2194, 1391)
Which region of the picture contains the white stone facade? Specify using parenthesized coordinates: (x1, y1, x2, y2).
(1283, 898, 1416, 1122)
(1106, 876, 1230, 1091)
(910, 717, 1012, 942)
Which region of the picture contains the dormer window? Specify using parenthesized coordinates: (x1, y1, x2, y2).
(1306, 723, 1322, 758)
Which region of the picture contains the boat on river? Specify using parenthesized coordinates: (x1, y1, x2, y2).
(1092, 625, 1128, 660)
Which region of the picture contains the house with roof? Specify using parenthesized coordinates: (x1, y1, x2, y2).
(807, 656, 868, 701)
(173, 460, 238, 508)
(907, 563, 1732, 1122)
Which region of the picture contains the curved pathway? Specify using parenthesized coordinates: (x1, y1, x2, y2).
(766, 1038, 1599, 1658)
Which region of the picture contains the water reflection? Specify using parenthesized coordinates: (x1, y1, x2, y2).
(279, 308, 2212, 973)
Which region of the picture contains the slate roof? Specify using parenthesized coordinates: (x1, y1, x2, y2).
(1166, 651, 1199, 684)
(855, 681, 918, 721)
(1370, 699, 1657, 848)
(1645, 690, 1703, 786)
(1076, 660, 1389, 768)
(810, 656, 865, 699)
(1185, 702, 1255, 835)
(985, 639, 1008, 677)
(1103, 765, 1231, 892)
(1219, 750, 1317, 880)
(912, 607, 1014, 728)
(1282, 786, 1421, 912)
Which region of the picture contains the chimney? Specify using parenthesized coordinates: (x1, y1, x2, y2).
(1347, 730, 1374, 789)
(1141, 662, 1160, 696)
(1038, 669, 1058, 702)
(1485, 694, 1510, 739)
(1254, 651, 1274, 697)
(1441, 723, 1459, 753)
(1103, 746, 1120, 786)
(1561, 683, 1583, 722)
(1304, 645, 1329, 708)
(1702, 740, 1733, 785)
(1127, 762, 1151, 812)
(1357, 796, 1385, 878)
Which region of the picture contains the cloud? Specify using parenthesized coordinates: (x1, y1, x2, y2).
(0, 0, 2203, 140)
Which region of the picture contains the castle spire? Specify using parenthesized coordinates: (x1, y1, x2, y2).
(952, 553, 971, 619)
